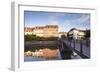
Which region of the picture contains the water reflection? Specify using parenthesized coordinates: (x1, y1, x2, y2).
(24, 48, 61, 62)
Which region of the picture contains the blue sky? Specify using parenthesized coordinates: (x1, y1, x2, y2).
(24, 11, 90, 32)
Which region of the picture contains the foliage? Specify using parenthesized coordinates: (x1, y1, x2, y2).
(25, 34, 58, 41)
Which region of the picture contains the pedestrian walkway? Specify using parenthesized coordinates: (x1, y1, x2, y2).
(71, 51, 82, 59)
(62, 39, 90, 58)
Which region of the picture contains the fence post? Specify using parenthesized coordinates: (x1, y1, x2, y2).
(74, 39, 75, 49)
(70, 39, 72, 47)
(61, 39, 64, 50)
(86, 39, 89, 47)
(80, 40, 83, 54)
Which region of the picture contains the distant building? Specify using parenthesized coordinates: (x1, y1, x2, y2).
(24, 27, 34, 35)
(25, 24, 58, 37)
(68, 28, 88, 40)
(43, 25, 58, 37)
(33, 26, 44, 37)
(59, 32, 67, 38)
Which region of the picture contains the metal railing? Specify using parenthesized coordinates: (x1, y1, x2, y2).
(62, 38, 90, 58)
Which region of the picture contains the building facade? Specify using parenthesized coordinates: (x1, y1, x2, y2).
(59, 32, 67, 38)
(25, 25, 58, 37)
(43, 25, 58, 37)
(24, 27, 34, 35)
(68, 28, 86, 40)
(33, 26, 44, 37)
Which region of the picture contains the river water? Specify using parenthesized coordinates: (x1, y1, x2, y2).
(24, 49, 62, 62)
(24, 41, 62, 62)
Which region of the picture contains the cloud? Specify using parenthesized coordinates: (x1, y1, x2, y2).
(49, 13, 66, 18)
(49, 20, 59, 25)
(48, 13, 90, 26)
(63, 14, 90, 25)
(74, 14, 90, 24)
(25, 25, 34, 27)
(48, 13, 66, 23)
(61, 14, 90, 31)
(64, 20, 71, 25)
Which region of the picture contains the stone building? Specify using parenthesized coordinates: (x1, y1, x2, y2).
(25, 24, 58, 37)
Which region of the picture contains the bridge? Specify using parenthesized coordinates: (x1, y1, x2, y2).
(58, 38, 90, 59)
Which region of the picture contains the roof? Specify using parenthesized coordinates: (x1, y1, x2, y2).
(68, 28, 90, 32)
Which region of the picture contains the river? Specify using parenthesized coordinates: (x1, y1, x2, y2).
(24, 49, 62, 62)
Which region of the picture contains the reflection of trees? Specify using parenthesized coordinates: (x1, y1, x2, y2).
(25, 35, 58, 41)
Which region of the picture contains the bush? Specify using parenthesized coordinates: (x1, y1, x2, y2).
(25, 35, 58, 41)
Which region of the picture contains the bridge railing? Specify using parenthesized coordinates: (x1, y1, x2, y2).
(62, 38, 90, 58)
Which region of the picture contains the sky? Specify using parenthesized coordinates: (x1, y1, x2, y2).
(24, 11, 90, 32)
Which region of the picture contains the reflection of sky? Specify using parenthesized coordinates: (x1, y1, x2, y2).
(24, 11, 90, 32)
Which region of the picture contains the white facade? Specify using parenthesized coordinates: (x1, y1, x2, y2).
(33, 28, 44, 37)
(68, 29, 85, 39)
